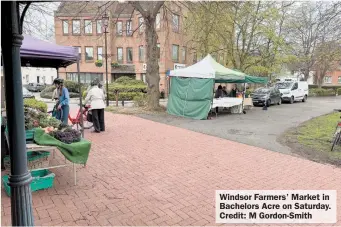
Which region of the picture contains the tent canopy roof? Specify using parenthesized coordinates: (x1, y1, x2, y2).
(19, 35, 79, 68)
(169, 54, 268, 84)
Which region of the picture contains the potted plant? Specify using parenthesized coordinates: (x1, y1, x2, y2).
(95, 60, 103, 67)
(111, 61, 119, 68)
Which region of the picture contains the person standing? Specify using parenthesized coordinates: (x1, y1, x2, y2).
(230, 84, 238, 97)
(55, 79, 70, 125)
(84, 80, 105, 133)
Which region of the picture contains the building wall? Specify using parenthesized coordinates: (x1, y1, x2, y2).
(1, 66, 57, 85)
(323, 70, 341, 85)
(54, 2, 193, 95)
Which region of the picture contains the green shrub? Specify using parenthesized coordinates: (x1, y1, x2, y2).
(337, 88, 341, 95)
(308, 84, 341, 90)
(114, 76, 146, 86)
(133, 93, 147, 106)
(40, 91, 80, 99)
(309, 88, 336, 96)
(24, 98, 47, 112)
(108, 92, 143, 101)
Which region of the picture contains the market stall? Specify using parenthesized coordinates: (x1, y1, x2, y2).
(167, 54, 268, 119)
(2, 35, 89, 192)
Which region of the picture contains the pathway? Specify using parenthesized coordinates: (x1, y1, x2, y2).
(1, 113, 341, 226)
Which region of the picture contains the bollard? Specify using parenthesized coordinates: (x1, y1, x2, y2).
(122, 100, 124, 107)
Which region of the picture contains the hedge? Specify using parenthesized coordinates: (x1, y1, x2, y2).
(24, 98, 47, 112)
(40, 80, 87, 99)
(308, 85, 341, 90)
(309, 88, 336, 96)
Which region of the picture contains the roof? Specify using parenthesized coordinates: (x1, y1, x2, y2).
(20, 35, 79, 68)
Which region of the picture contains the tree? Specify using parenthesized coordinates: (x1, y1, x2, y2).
(128, 1, 164, 110)
(285, 1, 341, 81)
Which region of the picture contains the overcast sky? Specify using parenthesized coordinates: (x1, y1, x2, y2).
(22, 2, 60, 42)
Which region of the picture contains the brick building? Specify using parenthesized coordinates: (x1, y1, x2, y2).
(54, 2, 194, 94)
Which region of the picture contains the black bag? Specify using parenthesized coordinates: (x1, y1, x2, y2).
(87, 111, 93, 122)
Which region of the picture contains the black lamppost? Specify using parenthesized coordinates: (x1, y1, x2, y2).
(1, 2, 34, 226)
(102, 12, 110, 106)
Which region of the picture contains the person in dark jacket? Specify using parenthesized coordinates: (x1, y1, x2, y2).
(214, 85, 223, 114)
(230, 84, 238, 97)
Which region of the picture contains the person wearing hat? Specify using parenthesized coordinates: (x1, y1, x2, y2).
(54, 78, 70, 125)
(84, 79, 106, 133)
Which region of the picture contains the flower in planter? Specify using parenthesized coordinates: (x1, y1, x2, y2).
(111, 61, 120, 68)
(95, 60, 103, 67)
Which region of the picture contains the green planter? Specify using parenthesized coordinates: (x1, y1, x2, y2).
(2, 169, 55, 196)
(95, 62, 103, 67)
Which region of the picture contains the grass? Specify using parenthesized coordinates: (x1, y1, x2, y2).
(283, 112, 341, 166)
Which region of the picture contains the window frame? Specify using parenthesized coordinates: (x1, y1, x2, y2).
(182, 47, 186, 64)
(85, 46, 94, 61)
(72, 19, 81, 35)
(96, 20, 102, 34)
(62, 20, 69, 35)
(126, 47, 133, 63)
(172, 14, 180, 32)
(126, 20, 133, 36)
(138, 17, 144, 33)
(97, 46, 103, 60)
(138, 45, 144, 62)
(84, 19, 93, 35)
(157, 43, 160, 61)
(116, 21, 123, 36)
(324, 76, 332, 84)
(338, 76, 341, 84)
(117, 47, 123, 63)
(172, 44, 179, 62)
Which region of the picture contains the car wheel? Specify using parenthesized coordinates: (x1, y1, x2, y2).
(266, 100, 271, 107)
(302, 95, 307, 102)
(290, 96, 294, 104)
(277, 98, 281, 105)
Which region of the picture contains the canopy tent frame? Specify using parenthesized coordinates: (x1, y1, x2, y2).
(168, 55, 268, 119)
(1, 2, 82, 225)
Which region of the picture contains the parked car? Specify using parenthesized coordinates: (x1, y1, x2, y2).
(252, 87, 282, 107)
(27, 83, 45, 92)
(276, 81, 308, 103)
(23, 87, 35, 99)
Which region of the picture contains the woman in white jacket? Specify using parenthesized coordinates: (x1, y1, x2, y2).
(84, 80, 106, 133)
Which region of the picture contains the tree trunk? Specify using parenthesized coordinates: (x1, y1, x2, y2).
(145, 17, 160, 110)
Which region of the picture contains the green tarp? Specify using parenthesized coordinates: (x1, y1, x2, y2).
(167, 77, 214, 120)
(215, 75, 268, 84)
(34, 129, 91, 164)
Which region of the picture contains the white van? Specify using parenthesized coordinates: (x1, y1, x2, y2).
(275, 81, 309, 104)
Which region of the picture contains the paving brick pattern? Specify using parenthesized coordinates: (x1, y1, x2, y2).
(1, 113, 341, 226)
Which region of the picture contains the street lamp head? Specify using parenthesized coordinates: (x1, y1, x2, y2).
(102, 12, 109, 29)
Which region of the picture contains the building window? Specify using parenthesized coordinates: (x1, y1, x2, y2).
(324, 76, 332, 84)
(85, 47, 94, 61)
(66, 73, 103, 84)
(74, 46, 81, 60)
(62, 20, 69, 34)
(116, 21, 123, 35)
(117, 47, 123, 63)
(97, 47, 103, 60)
(172, 14, 179, 32)
(127, 47, 133, 63)
(96, 20, 102, 34)
(172, 45, 179, 62)
(182, 47, 186, 63)
(72, 20, 80, 35)
(84, 20, 92, 34)
(138, 17, 144, 33)
(126, 20, 132, 36)
(338, 76, 341, 84)
(156, 13, 161, 29)
(157, 44, 160, 61)
(139, 46, 144, 62)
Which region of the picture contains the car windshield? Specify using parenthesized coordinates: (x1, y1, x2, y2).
(276, 82, 292, 89)
(254, 88, 270, 94)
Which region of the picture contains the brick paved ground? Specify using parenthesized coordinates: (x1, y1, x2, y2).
(1, 112, 341, 226)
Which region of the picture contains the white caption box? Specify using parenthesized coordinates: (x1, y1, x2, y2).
(216, 190, 337, 224)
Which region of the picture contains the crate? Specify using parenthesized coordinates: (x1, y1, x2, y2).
(4, 151, 50, 171)
(4, 127, 36, 141)
(2, 169, 55, 196)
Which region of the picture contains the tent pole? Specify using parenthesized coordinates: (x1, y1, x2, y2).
(77, 60, 84, 138)
(2, 2, 34, 226)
